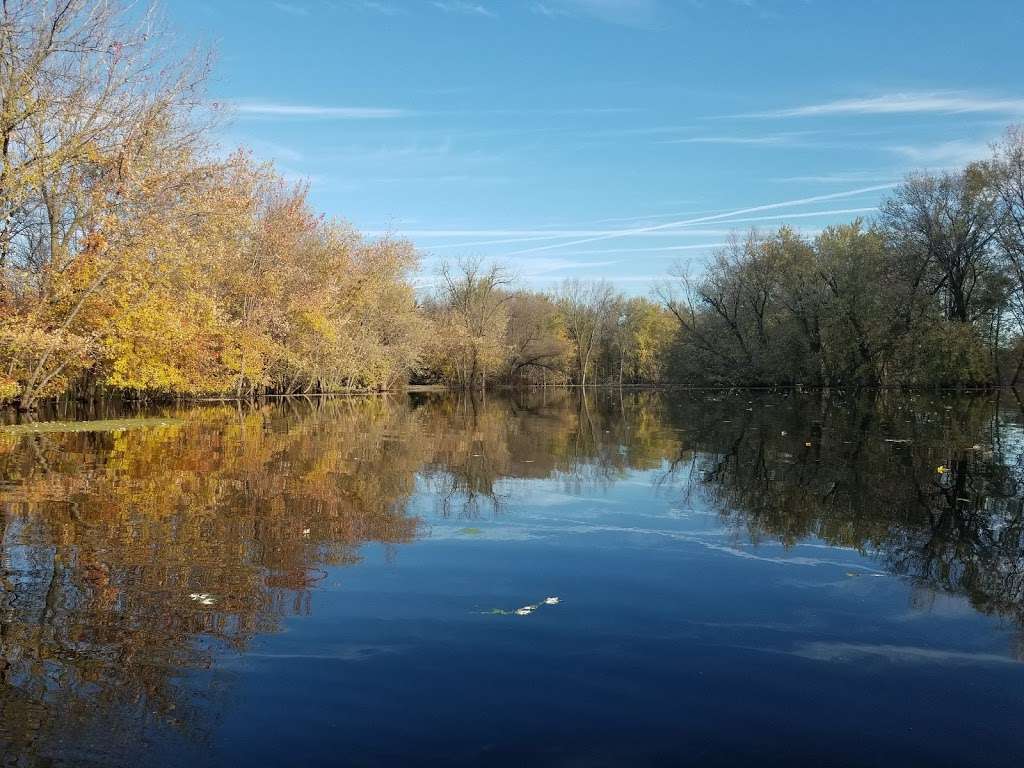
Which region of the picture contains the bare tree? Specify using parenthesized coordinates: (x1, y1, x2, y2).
(557, 278, 617, 388)
(991, 126, 1024, 383)
(881, 169, 1000, 324)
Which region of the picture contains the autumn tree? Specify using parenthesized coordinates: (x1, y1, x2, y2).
(605, 297, 676, 386)
(426, 259, 511, 390)
(504, 290, 568, 384)
(0, 0, 211, 409)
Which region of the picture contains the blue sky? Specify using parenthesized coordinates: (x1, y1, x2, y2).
(173, 0, 1024, 291)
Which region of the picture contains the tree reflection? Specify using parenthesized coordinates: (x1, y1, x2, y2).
(663, 391, 1024, 629)
(414, 389, 679, 516)
(0, 397, 427, 764)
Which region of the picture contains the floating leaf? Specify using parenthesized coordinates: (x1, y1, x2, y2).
(485, 595, 561, 617)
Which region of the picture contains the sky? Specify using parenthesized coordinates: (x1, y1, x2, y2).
(171, 0, 1024, 292)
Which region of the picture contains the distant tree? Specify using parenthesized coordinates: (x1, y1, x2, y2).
(429, 259, 511, 390)
(557, 279, 617, 387)
(605, 296, 675, 386)
(813, 221, 894, 385)
(504, 291, 568, 384)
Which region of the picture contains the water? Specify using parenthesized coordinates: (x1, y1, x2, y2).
(1, 390, 1023, 767)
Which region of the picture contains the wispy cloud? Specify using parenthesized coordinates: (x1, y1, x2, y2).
(531, 3, 572, 18)
(742, 91, 1024, 118)
(726, 0, 780, 19)
(772, 171, 899, 184)
(583, 125, 701, 139)
(556, 243, 728, 255)
(544, 273, 659, 284)
(887, 139, 992, 167)
(278, 167, 328, 187)
(659, 132, 807, 146)
(361, 174, 512, 185)
(431, 1, 495, 17)
(417, 255, 621, 280)
(479, 107, 640, 116)
(234, 102, 409, 119)
(342, 0, 401, 14)
(241, 138, 304, 164)
(586, 207, 717, 225)
(270, 1, 309, 16)
(534, 0, 660, 27)
(509, 256, 621, 276)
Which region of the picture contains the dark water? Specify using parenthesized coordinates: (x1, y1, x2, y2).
(2, 391, 1023, 767)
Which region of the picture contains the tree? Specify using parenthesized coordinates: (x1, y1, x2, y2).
(990, 125, 1024, 383)
(881, 168, 1001, 325)
(504, 291, 568, 384)
(658, 231, 791, 385)
(613, 297, 676, 386)
(813, 221, 893, 385)
(557, 279, 617, 387)
(428, 259, 511, 390)
(0, 0, 211, 409)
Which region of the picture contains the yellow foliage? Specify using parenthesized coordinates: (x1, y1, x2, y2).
(0, 376, 20, 403)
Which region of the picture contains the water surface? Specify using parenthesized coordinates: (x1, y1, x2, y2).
(1, 391, 1023, 767)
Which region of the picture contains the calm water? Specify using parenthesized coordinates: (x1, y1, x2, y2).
(1, 391, 1023, 767)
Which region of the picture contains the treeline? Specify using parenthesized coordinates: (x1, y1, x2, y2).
(418, 263, 675, 389)
(659, 127, 1024, 387)
(436, 129, 1024, 392)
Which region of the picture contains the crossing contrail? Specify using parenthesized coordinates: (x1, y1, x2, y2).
(421, 206, 874, 251)
(500, 183, 897, 257)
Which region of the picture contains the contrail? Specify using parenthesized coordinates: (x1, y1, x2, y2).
(422, 228, 730, 251)
(716, 206, 876, 225)
(501, 183, 897, 257)
(424, 234, 592, 250)
(421, 206, 872, 252)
